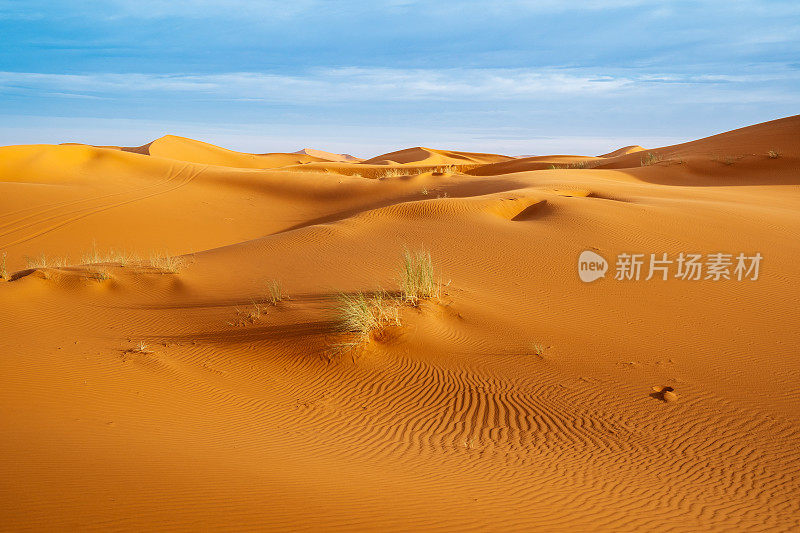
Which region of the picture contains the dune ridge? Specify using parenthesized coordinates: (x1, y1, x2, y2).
(1, 115, 799, 531)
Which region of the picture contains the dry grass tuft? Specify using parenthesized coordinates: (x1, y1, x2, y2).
(149, 252, 184, 273)
(547, 160, 600, 170)
(767, 149, 781, 159)
(127, 341, 153, 354)
(640, 152, 663, 166)
(25, 253, 69, 269)
(377, 168, 407, 179)
(400, 249, 441, 305)
(81, 241, 139, 266)
(229, 300, 266, 327)
(713, 155, 737, 166)
(0, 251, 6, 280)
(267, 280, 284, 305)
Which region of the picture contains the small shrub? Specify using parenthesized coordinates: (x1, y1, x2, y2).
(640, 152, 663, 166)
(768, 150, 781, 159)
(400, 249, 441, 305)
(420, 188, 429, 195)
(149, 252, 183, 273)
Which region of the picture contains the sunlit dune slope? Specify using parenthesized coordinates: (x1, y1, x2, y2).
(361, 146, 514, 165)
(599, 144, 646, 157)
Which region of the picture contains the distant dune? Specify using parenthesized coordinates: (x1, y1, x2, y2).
(2, 115, 799, 531)
(599, 144, 646, 157)
(293, 148, 363, 162)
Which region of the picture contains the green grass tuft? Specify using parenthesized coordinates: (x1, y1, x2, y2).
(333, 291, 401, 352)
(400, 249, 440, 305)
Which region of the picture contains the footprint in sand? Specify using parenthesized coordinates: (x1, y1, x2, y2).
(651, 385, 678, 403)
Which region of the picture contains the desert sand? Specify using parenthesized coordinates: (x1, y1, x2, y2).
(1, 116, 799, 531)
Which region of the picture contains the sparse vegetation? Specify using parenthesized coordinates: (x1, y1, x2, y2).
(90, 269, 112, 281)
(267, 280, 284, 305)
(1, 251, 6, 280)
(229, 300, 266, 326)
(420, 187, 429, 195)
(333, 290, 401, 351)
(329, 248, 442, 356)
(547, 160, 600, 170)
(127, 341, 153, 354)
(713, 155, 737, 166)
(149, 252, 183, 273)
(25, 253, 69, 269)
(768, 150, 781, 159)
(377, 168, 406, 179)
(81, 241, 138, 266)
(400, 248, 441, 306)
(640, 152, 663, 166)
(531, 343, 546, 357)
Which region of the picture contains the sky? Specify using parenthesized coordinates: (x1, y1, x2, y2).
(0, 0, 798, 157)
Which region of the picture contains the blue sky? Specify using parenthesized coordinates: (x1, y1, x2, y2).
(1, 0, 798, 157)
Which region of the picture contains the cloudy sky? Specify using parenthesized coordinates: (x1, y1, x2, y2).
(1, 0, 798, 157)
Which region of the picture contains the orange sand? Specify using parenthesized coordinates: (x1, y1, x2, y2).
(1, 116, 799, 531)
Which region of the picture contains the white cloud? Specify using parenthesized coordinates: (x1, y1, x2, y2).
(1, 66, 797, 105)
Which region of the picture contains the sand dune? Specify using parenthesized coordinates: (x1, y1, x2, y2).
(1, 116, 799, 531)
(361, 146, 514, 165)
(139, 135, 330, 168)
(599, 144, 646, 157)
(293, 148, 363, 162)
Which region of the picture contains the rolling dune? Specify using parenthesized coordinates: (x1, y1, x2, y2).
(1, 116, 799, 531)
